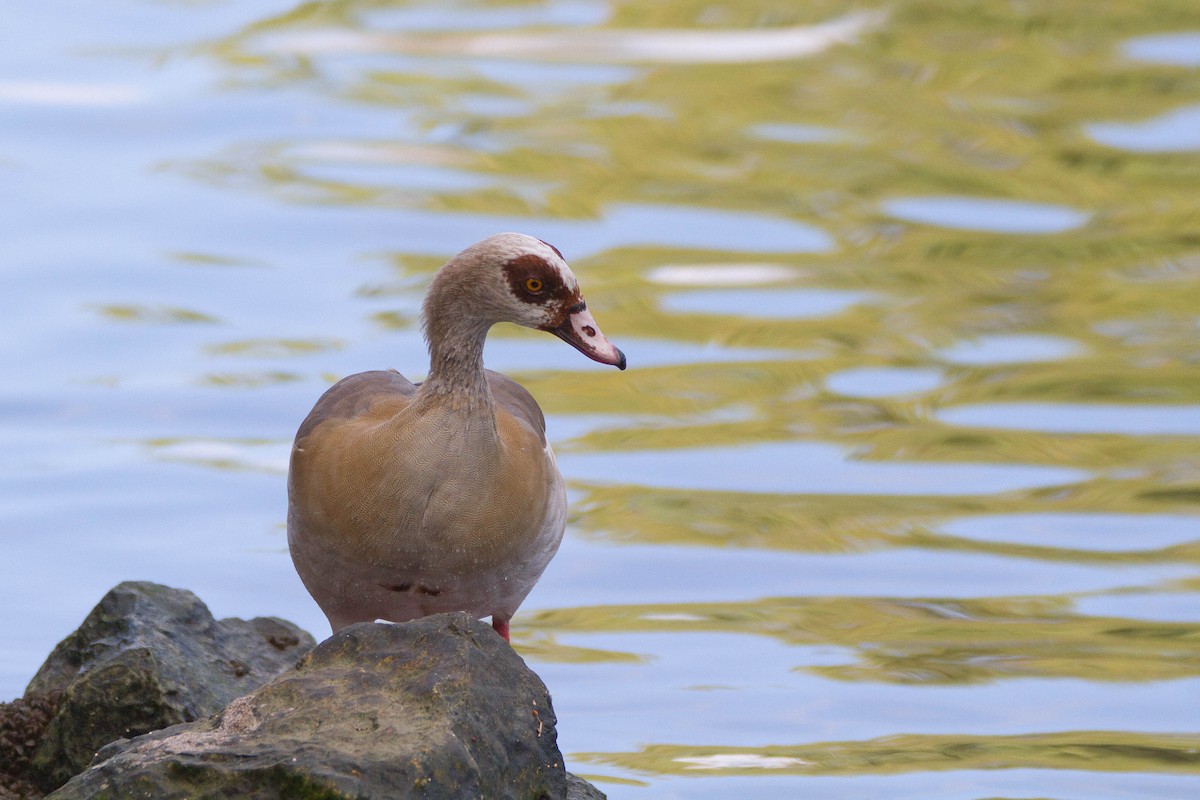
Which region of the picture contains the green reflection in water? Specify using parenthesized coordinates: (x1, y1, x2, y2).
(92, 304, 220, 325)
(205, 337, 345, 358)
(167, 251, 266, 269)
(179, 0, 1200, 793)
(201, 371, 304, 388)
(145, 437, 288, 474)
(579, 730, 1200, 777)
(524, 597, 1200, 683)
(564, 483, 1200, 559)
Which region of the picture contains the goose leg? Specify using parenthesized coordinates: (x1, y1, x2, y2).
(491, 616, 510, 641)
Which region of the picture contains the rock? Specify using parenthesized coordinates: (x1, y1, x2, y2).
(47, 614, 596, 800)
(0, 691, 60, 800)
(24, 581, 315, 792)
(6, 585, 605, 800)
(566, 772, 608, 800)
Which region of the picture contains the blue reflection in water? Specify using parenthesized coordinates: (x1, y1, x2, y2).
(1074, 593, 1200, 624)
(1123, 31, 1200, 66)
(939, 513, 1199, 551)
(605, 204, 835, 253)
(558, 441, 1089, 495)
(882, 196, 1090, 234)
(825, 366, 945, 397)
(659, 288, 869, 319)
(936, 334, 1083, 365)
(1086, 104, 1200, 153)
(938, 402, 1200, 435)
(530, 535, 1193, 610)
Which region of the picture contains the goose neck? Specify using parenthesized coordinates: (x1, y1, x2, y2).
(418, 314, 494, 413)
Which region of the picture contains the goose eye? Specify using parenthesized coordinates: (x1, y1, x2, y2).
(524, 277, 544, 293)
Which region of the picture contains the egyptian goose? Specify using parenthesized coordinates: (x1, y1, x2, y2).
(287, 233, 625, 641)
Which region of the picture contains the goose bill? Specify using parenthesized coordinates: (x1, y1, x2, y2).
(549, 307, 626, 370)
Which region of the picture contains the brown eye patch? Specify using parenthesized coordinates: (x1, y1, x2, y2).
(504, 254, 560, 305)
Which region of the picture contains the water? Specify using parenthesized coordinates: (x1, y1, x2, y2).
(3, 1, 1199, 797)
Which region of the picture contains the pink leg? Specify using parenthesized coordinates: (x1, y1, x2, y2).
(492, 616, 510, 641)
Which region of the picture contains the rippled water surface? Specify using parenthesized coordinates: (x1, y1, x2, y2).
(4, 1, 1200, 797)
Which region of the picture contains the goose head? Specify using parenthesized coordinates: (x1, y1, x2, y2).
(424, 233, 626, 370)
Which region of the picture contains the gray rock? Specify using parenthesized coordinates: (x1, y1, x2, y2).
(566, 772, 608, 800)
(26, 581, 315, 791)
(47, 614, 595, 799)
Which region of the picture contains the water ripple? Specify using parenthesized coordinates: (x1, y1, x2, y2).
(559, 442, 1089, 496)
(826, 367, 946, 398)
(939, 513, 1199, 552)
(659, 288, 869, 320)
(883, 196, 1091, 234)
(1086, 104, 1200, 153)
(253, 11, 886, 65)
(937, 334, 1083, 365)
(938, 402, 1200, 436)
(1123, 32, 1200, 66)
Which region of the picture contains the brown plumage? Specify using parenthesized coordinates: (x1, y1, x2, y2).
(287, 234, 625, 641)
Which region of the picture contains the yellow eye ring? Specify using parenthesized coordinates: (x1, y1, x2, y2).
(524, 277, 544, 293)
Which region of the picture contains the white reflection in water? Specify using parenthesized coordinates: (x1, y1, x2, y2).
(936, 334, 1083, 365)
(149, 440, 291, 474)
(0, 80, 143, 106)
(362, 0, 610, 33)
(254, 11, 885, 65)
(825, 367, 945, 398)
(286, 141, 472, 168)
(299, 162, 494, 192)
(752, 123, 850, 144)
(1086, 104, 1200, 153)
(468, 59, 642, 90)
(557, 442, 1088, 495)
(647, 263, 799, 286)
(676, 754, 811, 769)
(883, 196, 1090, 234)
(939, 513, 1199, 552)
(660, 288, 870, 319)
(937, 402, 1200, 435)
